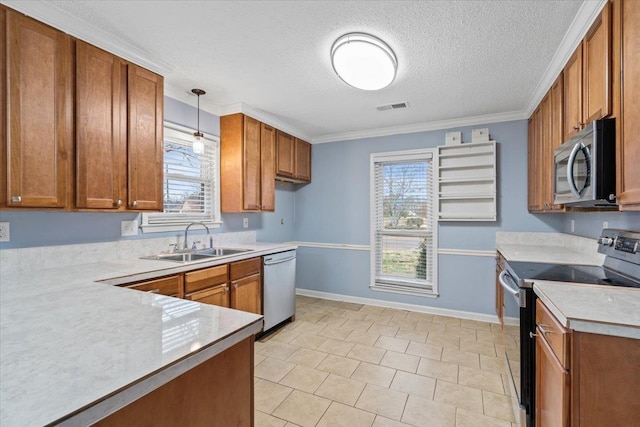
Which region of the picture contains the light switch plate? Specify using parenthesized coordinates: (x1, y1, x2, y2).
(121, 220, 138, 237)
(0, 222, 10, 242)
(243, 218, 249, 229)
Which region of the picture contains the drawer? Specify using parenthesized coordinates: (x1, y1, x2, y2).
(123, 275, 182, 297)
(536, 299, 570, 369)
(230, 257, 261, 281)
(186, 284, 230, 308)
(185, 264, 228, 294)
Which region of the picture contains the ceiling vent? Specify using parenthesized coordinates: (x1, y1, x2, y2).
(377, 102, 409, 111)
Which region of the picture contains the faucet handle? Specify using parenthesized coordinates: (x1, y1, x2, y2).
(168, 243, 178, 253)
(191, 240, 201, 250)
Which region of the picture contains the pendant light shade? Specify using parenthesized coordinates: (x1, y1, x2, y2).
(191, 89, 206, 154)
(331, 33, 397, 91)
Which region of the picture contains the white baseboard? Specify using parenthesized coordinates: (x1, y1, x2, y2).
(296, 288, 514, 325)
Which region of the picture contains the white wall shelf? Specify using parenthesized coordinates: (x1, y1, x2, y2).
(437, 141, 496, 222)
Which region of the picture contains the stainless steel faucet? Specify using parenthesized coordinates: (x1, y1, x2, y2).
(184, 222, 211, 250)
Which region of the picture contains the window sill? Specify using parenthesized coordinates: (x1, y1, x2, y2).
(370, 283, 439, 298)
(140, 221, 222, 233)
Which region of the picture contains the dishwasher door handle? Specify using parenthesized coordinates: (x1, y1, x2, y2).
(264, 256, 296, 266)
(499, 270, 521, 306)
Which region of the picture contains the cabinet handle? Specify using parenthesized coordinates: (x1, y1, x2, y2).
(233, 283, 238, 289)
(132, 200, 138, 207)
(146, 289, 161, 294)
(572, 126, 580, 130)
(538, 324, 551, 335)
(116, 199, 123, 207)
(11, 196, 21, 203)
(530, 332, 537, 339)
(225, 286, 229, 293)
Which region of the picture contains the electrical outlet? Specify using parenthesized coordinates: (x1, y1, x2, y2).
(0, 222, 10, 242)
(121, 220, 138, 237)
(243, 218, 249, 229)
(603, 221, 609, 229)
(570, 219, 575, 233)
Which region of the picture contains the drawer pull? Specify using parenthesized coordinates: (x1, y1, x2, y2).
(11, 196, 22, 203)
(530, 332, 537, 339)
(225, 286, 229, 293)
(146, 289, 161, 294)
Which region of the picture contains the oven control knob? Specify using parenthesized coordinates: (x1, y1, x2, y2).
(598, 237, 614, 246)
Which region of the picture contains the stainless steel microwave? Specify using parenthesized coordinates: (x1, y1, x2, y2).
(554, 118, 616, 207)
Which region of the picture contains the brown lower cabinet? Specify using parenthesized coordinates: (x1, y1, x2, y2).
(535, 299, 640, 427)
(93, 336, 254, 427)
(495, 252, 506, 325)
(123, 258, 262, 316)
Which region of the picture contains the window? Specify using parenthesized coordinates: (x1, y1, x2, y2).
(370, 149, 438, 297)
(141, 122, 221, 232)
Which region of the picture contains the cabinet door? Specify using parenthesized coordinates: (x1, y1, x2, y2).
(294, 138, 311, 182)
(276, 131, 295, 178)
(76, 41, 126, 209)
(231, 273, 261, 315)
(5, 10, 72, 208)
(186, 284, 231, 308)
(260, 123, 276, 212)
(243, 116, 262, 211)
(527, 117, 536, 212)
(536, 331, 570, 427)
(123, 275, 182, 298)
(564, 46, 583, 141)
(540, 93, 553, 210)
(0, 6, 5, 208)
(583, 2, 611, 125)
(127, 64, 163, 211)
(550, 74, 565, 211)
(618, 0, 640, 209)
(495, 254, 504, 325)
(528, 107, 542, 212)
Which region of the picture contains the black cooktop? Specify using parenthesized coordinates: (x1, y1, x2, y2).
(506, 261, 640, 288)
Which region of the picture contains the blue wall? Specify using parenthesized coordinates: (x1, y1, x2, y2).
(293, 120, 563, 315)
(0, 97, 295, 249)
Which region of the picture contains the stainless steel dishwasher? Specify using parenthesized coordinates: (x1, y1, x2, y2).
(263, 250, 296, 331)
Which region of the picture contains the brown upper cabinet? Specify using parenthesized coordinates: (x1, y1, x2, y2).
(76, 41, 164, 211)
(617, 0, 640, 210)
(75, 41, 126, 210)
(2, 6, 164, 212)
(563, 2, 612, 140)
(294, 138, 312, 182)
(276, 131, 295, 178)
(276, 133, 312, 184)
(126, 64, 164, 211)
(220, 114, 275, 212)
(3, 9, 73, 209)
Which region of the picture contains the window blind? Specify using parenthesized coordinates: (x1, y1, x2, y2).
(371, 150, 437, 296)
(143, 124, 220, 227)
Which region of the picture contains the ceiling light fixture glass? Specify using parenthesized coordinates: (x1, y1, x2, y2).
(331, 32, 397, 91)
(191, 88, 206, 154)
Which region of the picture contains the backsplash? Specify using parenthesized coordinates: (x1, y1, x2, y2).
(0, 231, 256, 276)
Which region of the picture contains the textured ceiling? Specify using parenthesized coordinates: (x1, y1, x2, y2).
(14, 0, 590, 142)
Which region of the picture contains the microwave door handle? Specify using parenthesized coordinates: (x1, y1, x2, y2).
(566, 142, 583, 199)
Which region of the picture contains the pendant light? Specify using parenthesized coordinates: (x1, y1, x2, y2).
(191, 88, 206, 154)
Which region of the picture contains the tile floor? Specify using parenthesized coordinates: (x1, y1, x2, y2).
(254, 296, 521, 427)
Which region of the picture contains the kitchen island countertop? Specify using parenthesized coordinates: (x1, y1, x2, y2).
(0, 242, 294, 426)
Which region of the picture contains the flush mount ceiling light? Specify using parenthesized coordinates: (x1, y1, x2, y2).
(331, 32, 397, 91)
(191, 88, 206, 154)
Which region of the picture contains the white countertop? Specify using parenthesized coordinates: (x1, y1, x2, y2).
(534, 280, 640, 339)
(0, 242, 295, 426)
(496, 232, 638, 339)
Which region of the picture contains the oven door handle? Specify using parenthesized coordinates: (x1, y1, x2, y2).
(499, 270, 520, 304)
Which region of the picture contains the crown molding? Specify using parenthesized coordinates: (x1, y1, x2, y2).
(218, 102, 313, 141)
(1, 0, 174, 75)
(311, 110, 527, 144)
(524, 0, 607, 117)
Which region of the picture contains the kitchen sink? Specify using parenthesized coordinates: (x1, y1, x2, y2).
(140, 248, 253, 263)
